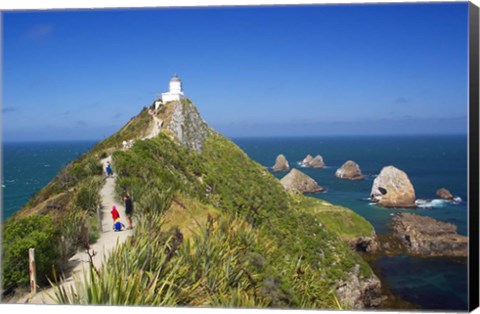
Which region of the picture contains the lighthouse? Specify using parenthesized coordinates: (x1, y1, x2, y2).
(156, 74, 185, 109)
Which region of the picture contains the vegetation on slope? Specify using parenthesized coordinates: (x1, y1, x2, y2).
(2, 159, 103, 293)
(4, 103, 378, 309)
(294, 195, 375, 241)
(67, 130, 375, 308)
(2, 107, 153, 294)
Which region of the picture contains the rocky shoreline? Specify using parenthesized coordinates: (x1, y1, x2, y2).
(389, 213, 467, 257)
(269, 153, 467, 309)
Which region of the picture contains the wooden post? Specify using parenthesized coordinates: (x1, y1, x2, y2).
(97, 205, 103, 233)
(61, 236, 67, 265)
(29, 248, 37, 295)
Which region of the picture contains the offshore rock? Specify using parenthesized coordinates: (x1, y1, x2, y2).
(436, 188, 454, 200)
(280, 168, 324, 193)
(336, 264, 384, 309)
(302, 154, 313, 166)
(272, 154, 290, 172)
(307, 155, 325, 168)
(390, 213, 467, 257)
(335, 160, 364, 180)
(370, 166, 416, 208)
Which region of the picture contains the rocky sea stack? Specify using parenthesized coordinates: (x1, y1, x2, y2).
(335, 160, 364, 180)
(280, 168, 324, 193)
(302, 154, 313, 165)
(436, 188, 454, 200)
(302, 154, 325, 168)
(390, 213, 468, 257)
(272, 154, 290, 172)
(370, 166, 416, 208)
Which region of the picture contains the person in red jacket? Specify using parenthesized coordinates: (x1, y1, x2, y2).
(111, 205, 120, 221)
(111, 205, 125, 231)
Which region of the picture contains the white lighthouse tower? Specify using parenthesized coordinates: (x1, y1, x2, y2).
(156, 74, 185, 109)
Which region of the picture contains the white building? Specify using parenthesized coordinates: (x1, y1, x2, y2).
(155, 74, 185, 109)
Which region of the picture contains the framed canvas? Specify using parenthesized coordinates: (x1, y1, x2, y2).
(1, 1, 479, 313)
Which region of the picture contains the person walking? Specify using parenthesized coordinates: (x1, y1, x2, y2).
(106, 161, 113, 177)
(123, 194, 134, 230)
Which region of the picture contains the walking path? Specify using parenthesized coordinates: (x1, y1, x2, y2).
(13, 111, 163, 304)
(18, 156, 133, 304)
(143, 109, 163, 140)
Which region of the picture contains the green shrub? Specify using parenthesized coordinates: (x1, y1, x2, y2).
(58, 211, 100, 261)
(73, 177, 102, 214)
(2, 215, 60, 289)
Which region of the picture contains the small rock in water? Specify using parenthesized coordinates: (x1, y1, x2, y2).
(279, 168, 324, 193)
(436, 188, 454, 200)
(272, 154, 290, 172)
(308, 155, 325, 168)
(301, 154, 325, 168)
(335, 160, 364, 180)
(302, 154, 313, 166)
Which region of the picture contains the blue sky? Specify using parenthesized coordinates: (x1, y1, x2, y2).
(2, 3, 469, 141)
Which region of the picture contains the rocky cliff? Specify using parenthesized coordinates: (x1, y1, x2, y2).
(157, 99, 213, 153)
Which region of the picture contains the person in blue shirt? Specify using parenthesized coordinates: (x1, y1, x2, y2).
(106, 161, 113, 177)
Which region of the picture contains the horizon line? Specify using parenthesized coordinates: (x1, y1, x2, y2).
(2, 132, 469, 143)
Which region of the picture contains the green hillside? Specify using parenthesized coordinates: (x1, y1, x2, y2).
(2, 100, 381, 309)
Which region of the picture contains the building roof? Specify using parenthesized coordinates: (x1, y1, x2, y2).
(170, 74, 181, 82)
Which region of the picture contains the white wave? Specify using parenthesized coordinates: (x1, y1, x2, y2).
(453, 196, 462, 204)
(2, 185, 5, 188)
(415, 199, 449, 208)
(44, 164, 51, 167)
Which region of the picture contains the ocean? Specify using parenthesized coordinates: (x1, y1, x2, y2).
(2, 141, 96, 220)
(1, 135, 469, 310)
(234, 135, 468, 310)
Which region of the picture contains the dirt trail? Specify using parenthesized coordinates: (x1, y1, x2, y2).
(13, 110, 163, 304)
(18, 156, 133, 304)
(142, 109, 163, 140)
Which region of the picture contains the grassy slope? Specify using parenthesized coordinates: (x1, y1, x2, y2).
(6, 104, 377, 308)
(3, 107, 153, 292)
(104, 129, 375, 308)
(294, 195, 375, 240)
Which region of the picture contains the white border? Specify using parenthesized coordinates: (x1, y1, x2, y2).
(1, 1, 478, 314)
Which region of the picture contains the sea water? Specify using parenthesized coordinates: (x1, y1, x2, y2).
(2, 141, 96, 220)
(234, 135, 468, 310)
(1, 136, 469, 309)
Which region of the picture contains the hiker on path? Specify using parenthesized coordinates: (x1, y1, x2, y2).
(111, 205, 124, 232)
(106, 161, 113, 177)
(111, 205, 120, 221)
(124, 194, 134, 230)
